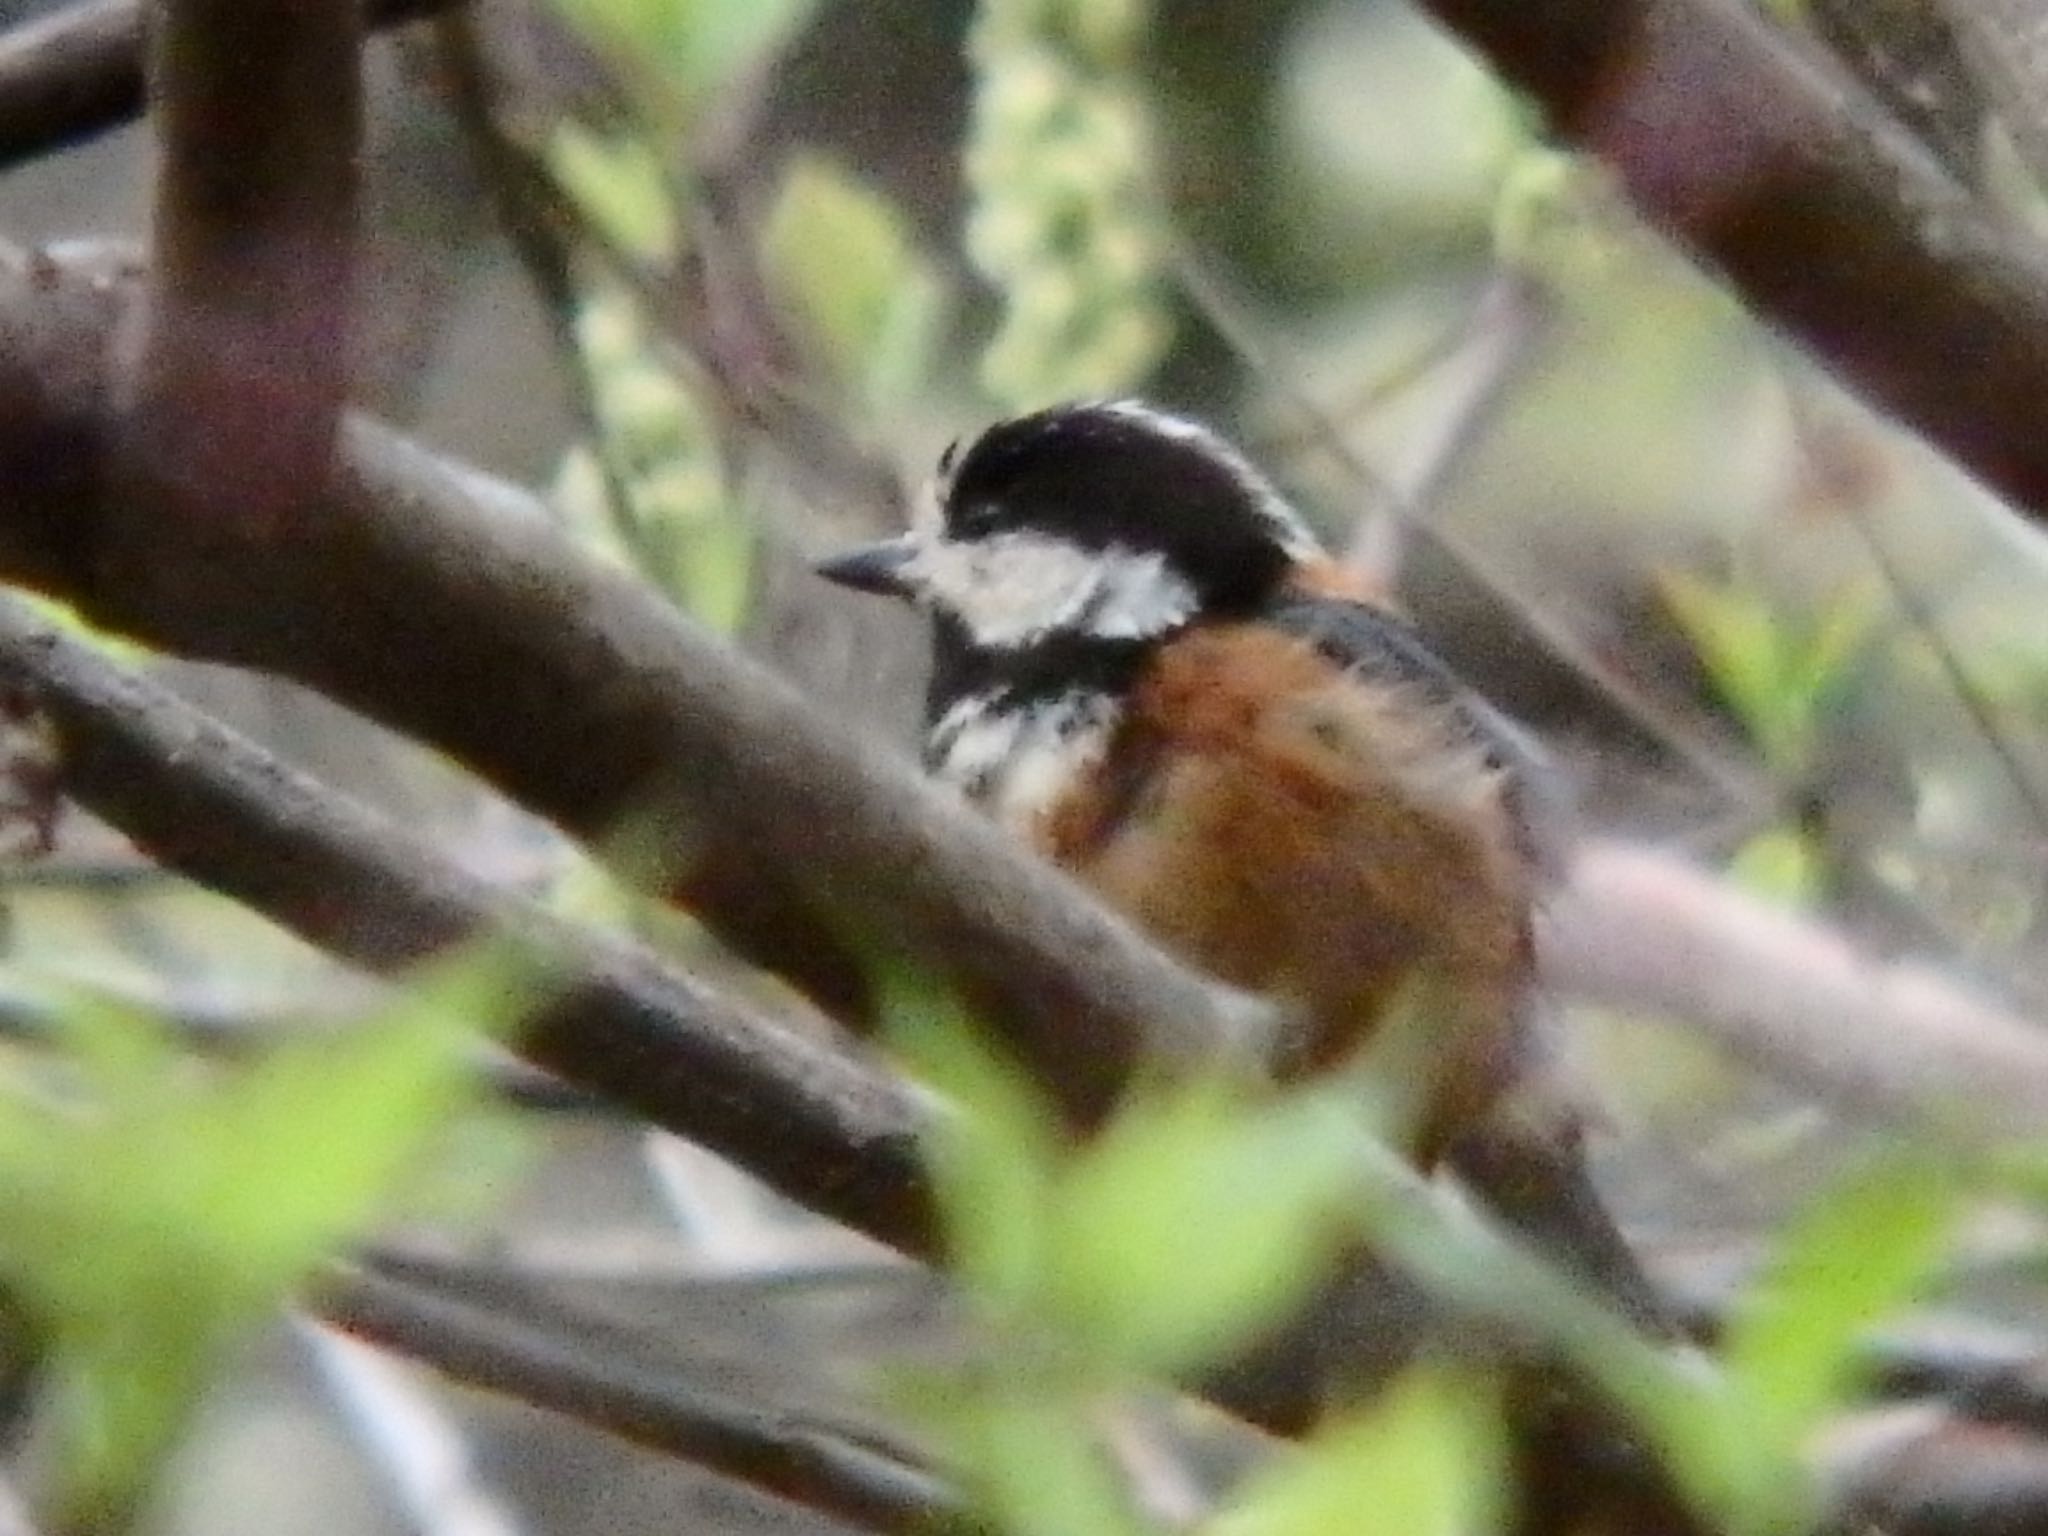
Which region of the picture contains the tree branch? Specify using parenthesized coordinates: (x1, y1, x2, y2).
(18, 580, 2048, 1530)
(0, 593, 938, 1256)
(0, 588, 1683, 1520)
(1543, 841, 2048, 1145)
(1413, 0, 2048, 528)
(0, 0, 455, 169)
(115, 0, 361, 575)
(317, 1263, 957, 1535)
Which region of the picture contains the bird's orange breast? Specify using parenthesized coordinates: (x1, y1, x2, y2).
(1038, 621, 1534, 1157)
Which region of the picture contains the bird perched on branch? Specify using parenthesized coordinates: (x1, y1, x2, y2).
(818, 399, 1667, 1330)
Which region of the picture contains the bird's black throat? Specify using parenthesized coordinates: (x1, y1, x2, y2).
(923, 612, 1154, 731)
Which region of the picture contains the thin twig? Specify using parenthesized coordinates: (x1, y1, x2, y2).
(362, 1232, 905, 1292)
(1845, 500, 2048, 850)
(298, 1322, 530, 1536)
(429, 12, 652, 571)
(316, 1264, 961, 1535)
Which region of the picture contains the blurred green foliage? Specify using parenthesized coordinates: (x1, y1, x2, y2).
(890, 993, 1505, 1536)
(551, 0, 814, 133)
(1661, 574, 1876, 783)
(0, 950, 530, 1528)
(1214, 1370, 1506, 1536)
(965, 0, 1170, 409)
(762, 156, 947, 419)
(553, 288, 752, 631)
(884, 976, 1976, 1536)
(546, 124, 681, 265)
(1705, 1152, 1960, 1531)
(1662, 573, 1877, 905)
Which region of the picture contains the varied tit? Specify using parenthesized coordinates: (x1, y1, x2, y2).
(819, 400, 1667, 1327)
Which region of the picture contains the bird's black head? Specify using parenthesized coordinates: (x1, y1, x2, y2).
(817, 402, 1321, 694)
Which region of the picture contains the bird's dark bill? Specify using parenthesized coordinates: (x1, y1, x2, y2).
(815, 536, 918, 598)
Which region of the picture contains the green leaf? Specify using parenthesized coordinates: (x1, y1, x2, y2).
(943, 1388, 1149, 1536)
(1214, 1367, 1506, 1536)
(551, 0, 813, 123)
(1629, 1151, 1960, 1535)
(1794, 585, 1876, 708)
(884, 982, 1064, 1311)
(1660, 572, 1873, 780)
(672, 0, 814, 103)
(1727, 826, 1823, 908)
(1661, 572, 1794, 766)
(1042, 1083, 1358, 1374)
(761, 156, 944, 411)
(0, 946, 532, 1524)
(192, 947, 519, 1272)
(1726, 1151, 1957, 1439)
(547, 123, 679, 265)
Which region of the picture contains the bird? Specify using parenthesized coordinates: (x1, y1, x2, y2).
(817, 398, 1669, 1329)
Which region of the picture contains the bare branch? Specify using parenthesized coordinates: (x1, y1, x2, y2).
(0, 0, 456, 170)
(316, 1264, 958, 1535)
(0, 246, 1266, 1131)
(1545, 840, 2048, 1143)
(116, 0, 361, 577)
(1822, 1407, 2048, 1534)
(1413, 0, 2048, 529)
(0, 590, 1684, 1507)
(0, 593, 937, 1256)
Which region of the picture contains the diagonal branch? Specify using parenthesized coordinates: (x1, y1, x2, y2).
(1543, 841, 2048, 1144)
(7, 243, 2043, 1170)
(1412, 0, 2048, 529)
(0, 594, 937, 1256)
(317, 1262, 958, 1534)
(10, 243, 2048, 1511)
(18, 546, 2048, 1531)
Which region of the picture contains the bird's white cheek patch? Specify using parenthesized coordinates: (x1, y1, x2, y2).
(1075, 547, 1201, 641)
(914, 533, 1197, 648)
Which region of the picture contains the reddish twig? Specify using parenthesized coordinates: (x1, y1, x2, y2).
(1414, 0, 2048, 529)
(115, 0, 362, 592)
